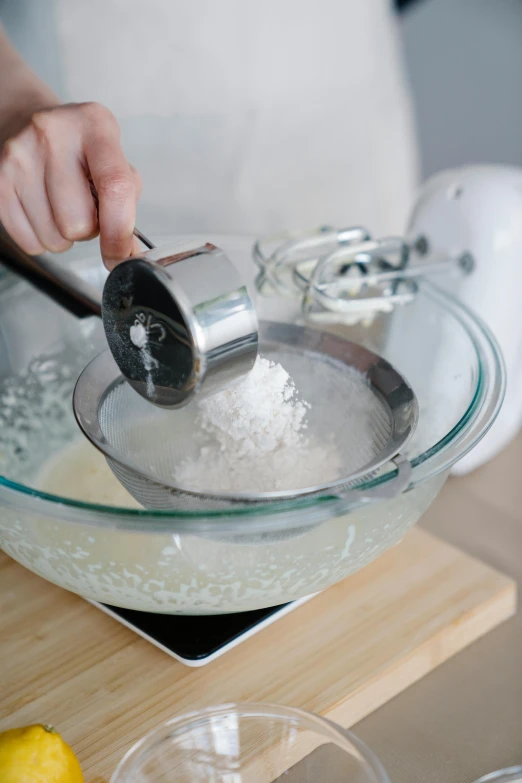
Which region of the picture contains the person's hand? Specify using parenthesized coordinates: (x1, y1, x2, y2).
(0, 102, 141, 268)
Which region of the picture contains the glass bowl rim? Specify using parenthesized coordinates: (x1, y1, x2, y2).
(0, 271, 505, 531)
(109, 702, 390, 783)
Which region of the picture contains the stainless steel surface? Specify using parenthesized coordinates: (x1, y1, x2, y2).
(102, 240, 259, 407)
(132, 225, 155, 251)
(73, 320, 418, 513)
(0, 225, 259, 409)
(254, 227, 473, 323)
(88, 182, 156, 251)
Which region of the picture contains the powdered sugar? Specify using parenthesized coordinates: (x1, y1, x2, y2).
(130, 322, 148, 349)
(198, 357, 308, 457)
(174, 355, 340, 493)
(130, 319, 156, 398)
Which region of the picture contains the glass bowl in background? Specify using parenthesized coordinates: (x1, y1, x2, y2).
(110, 703, 389, 783)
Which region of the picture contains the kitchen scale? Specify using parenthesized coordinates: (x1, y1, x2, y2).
(89, 594, 316, 667)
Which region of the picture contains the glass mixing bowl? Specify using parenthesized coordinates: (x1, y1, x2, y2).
(0, 235, 505, 614)
(110, 703, 389, 783)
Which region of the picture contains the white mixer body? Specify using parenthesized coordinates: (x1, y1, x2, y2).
(408, 164, 522, 474)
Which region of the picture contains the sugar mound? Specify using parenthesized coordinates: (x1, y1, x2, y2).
(174, 356, 340, 494)
(199, 357, 308, 457)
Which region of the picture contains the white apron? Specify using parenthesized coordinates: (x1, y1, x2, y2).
(21, 0, 419, 237)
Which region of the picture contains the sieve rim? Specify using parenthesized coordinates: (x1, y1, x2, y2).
(73, 321, 419, 502)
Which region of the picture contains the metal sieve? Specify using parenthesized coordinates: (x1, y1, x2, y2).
(73, 321, 418, 514)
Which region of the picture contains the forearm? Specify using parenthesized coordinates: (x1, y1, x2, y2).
(0, 25, 59, 145)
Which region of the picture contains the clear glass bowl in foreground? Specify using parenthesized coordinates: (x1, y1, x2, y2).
(110, 703, 389, 783)
(0, 235, 505, 613)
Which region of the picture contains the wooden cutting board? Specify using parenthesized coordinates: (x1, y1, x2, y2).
(0, 528, 516, 782)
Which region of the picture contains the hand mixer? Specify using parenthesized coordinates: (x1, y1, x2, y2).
(0, 218, 419, 514)
(252, 164, 522, 476)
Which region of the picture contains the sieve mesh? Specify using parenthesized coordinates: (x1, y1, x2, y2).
(73, 323, 418, 543)
(97, 344, 394, 512)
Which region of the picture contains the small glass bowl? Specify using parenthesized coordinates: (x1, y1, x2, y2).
(110, 703, 389, 783)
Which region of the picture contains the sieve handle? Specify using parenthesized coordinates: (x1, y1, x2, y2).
(337, 455, 412, 505)
(88, 182, 156, 251)
(0, 224, 102, 318)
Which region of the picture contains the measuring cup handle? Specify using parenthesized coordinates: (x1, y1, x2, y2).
(336, 455, 412, 506)
(0, 224, 102, 318)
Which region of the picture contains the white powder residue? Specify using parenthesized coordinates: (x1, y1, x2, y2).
(130, 320, 156, 398)
(199, 356, 308, 457)
(130, 322, 148, 349)
(142, 347, 156, 399)
(174, 356, 340, 493)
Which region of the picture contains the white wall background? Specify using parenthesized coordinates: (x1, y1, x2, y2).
(1, 0, 522, 180)
(0, 0, 63, 95)
(401, 0, 522, 177)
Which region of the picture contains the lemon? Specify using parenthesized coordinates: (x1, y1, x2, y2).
(0, 724, 84, 783)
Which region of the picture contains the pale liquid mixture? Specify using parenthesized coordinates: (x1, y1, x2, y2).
(37, 438, 141, 507)
(28, 438, 442, 615)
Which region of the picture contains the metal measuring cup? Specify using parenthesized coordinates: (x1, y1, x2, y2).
(102, 240, 258, 407)
(0, 225, 259, 408)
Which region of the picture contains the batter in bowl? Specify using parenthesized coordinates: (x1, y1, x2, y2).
(37, 438, 140, 508)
